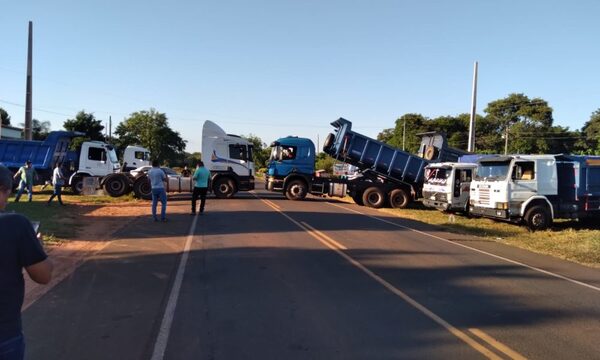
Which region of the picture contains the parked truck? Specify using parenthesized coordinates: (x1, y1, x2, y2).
(265, 117, 467, 208)
(469, 154, 600, 230)
(131, 120, 255, 199)
(0, 131, 135, 197)
(122, 145, 151, 171)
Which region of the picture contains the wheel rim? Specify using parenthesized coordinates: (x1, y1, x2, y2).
(290, 184, 302, 196)
(110, 180, 124, 192)
(367, 192, 380, 204)
(219, 183, 231, 194)
(531, 213, 545, 227)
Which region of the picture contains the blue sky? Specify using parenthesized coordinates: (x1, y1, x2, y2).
(2, 0, 599, 153)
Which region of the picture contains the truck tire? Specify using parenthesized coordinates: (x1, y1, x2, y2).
(362, 187, 385, 208)
(525, 205, 552, 231)
(285, 179, 307, 200)
(389, 188, 409, 209)
(424, 146, 439, 160)
(213, 177, 236, 199)
(351, 191, 364, 206)
(103, 174, 130, 197)
(133, 177, 152, 200)
(71, 177, 85, 195)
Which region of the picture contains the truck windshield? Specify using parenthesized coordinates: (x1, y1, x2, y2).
(425, 167, 451, 185)
(108, 149, 119, 164)
(475, 161, 510, 180)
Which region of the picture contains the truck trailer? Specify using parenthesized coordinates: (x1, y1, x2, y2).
(265, 118, 467, 208)
(469, 154, 600, 230)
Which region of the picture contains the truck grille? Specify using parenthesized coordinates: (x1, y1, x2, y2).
(478, 188, 490, 206)
(422, 191, 447, 202)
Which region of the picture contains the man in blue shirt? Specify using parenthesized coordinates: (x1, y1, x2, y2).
(191, 161, 211, 215)
(0, 165, 53, 360)
(148, 160, 167, 222)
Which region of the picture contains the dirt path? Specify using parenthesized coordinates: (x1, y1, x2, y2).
(23, 202, 150, 309)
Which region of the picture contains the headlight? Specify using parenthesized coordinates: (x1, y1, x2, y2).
(495, 202, 508, 210)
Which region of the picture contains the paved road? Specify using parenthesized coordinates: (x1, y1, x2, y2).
(23, 188, 600, 359)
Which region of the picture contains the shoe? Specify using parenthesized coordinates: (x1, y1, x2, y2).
(46, 202, 51, 206)
(190, 212, 196, 216)
(161, 218, 168, 222)
(60, 203, 66, 206)
(153, 217, 159, 222)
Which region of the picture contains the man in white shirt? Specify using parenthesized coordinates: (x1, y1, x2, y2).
(47, 163, 66, 206)
(148, 160, 167, 222)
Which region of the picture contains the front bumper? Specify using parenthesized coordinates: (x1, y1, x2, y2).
(422, 199, 450, 211)
(469, 206, 508, 219)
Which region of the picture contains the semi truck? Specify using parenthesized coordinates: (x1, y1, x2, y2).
(265, 117, 467, 208)
(469, 154, 600, 230)
(0, 131, 139, 197)
(131, 120, 256, 199)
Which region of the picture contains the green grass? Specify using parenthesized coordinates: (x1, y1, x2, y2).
(375, 204, 600, 267)
(5, 186, 141, 243)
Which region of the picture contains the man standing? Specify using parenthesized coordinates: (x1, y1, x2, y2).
(180, 165, 192, 178)
(46, 163, 66, 206)
(13, 160, 37, 202)
(148, 160, 167, 222)
(0, 165, 53, 360)
(191, 161, 211, 215)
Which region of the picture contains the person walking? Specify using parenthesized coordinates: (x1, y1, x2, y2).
(191, 161, 211, 215)
(0, 165, 53, 360)
(13, 160, 37, 202)
(148, 160, 167, 222)
(46, 163, 66, 206)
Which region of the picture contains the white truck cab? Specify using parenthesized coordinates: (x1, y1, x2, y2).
(422, 162, 476, 212)
(68, 141, 123, 194)
(469, 155, 559, 230)
(123, 145, 151, 171)
(201, 120, 255, 198)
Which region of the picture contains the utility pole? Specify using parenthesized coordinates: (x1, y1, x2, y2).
(24, 21, 33, 140)
(109, 115, 112, 143)
(467, 61, 478, 152)
(504, 126, 509, 155)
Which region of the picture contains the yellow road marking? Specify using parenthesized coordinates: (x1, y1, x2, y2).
(263, 199, 281, 210)
(469, 328, 527, 360)
(254, 194, 514, 359)
(300, 221, 347, 250)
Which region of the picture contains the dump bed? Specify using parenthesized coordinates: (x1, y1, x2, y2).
(559, 155, 600, 197)
(0, 131, 81, 170)
(323, 118, 467, 186)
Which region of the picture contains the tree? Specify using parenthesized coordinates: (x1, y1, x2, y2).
(484, 93, 553, 154)
(20, 119, 51, 140)
(581, 109, 600, 154)
(242, 134, 271, 169)
(315, 152, 335, 173)
(63, 110, 105, 149)
(114, 108, 186, 164)
(0, 108, 10, 126)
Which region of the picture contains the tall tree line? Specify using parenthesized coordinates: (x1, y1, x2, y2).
(378, 93, 600, 155)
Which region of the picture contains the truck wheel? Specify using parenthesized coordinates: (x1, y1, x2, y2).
(525, 205, 552, 231)
(103, 175, 129, 197)
(285, 179, 307, 200)
(389, 188, 409, 209)
(133, 177, 152, 200)
(362, 187, 385, 208)
(351, 191, 364, 206)
(71, 177, 85, 195)
(213, 178, 236, 199)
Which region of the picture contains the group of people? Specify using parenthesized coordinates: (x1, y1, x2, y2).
(11, 161, 67, 206)
(148, 160, 211, 222)
(0, 165, 54, 360)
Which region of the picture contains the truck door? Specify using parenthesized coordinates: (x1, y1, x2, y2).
(453, 169, 472, 206)
(83, 145, 111, 176)
(509, 161, 537, 208)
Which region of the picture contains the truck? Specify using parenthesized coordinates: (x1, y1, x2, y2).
(421, 154, 498, 213)
(122, 145, 151, 171)
(265, 117, 467, 208)
(130, 120, 256, 199)
(0, 131, 134, 197)
(469, 154, 600, 230)
(201, 120, 255, 198)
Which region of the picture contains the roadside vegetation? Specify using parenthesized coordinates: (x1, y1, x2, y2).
(6, 186, 141, 243)
(379, 204, 600, 268)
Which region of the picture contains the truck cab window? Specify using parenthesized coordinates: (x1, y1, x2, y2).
(281, 146, 297, 160)
(229, 144, 247, 161)
(88, 147, 106, 162)
(134, 151, 147, 160)
(512, 162, 535, 181)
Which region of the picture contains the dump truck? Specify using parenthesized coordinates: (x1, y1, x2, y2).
(265, 117, 467, 208)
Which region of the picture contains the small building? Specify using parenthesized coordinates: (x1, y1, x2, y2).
(0, 125, 23, 140)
